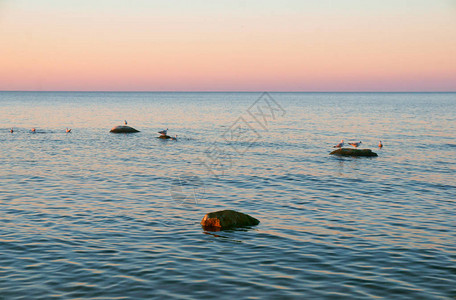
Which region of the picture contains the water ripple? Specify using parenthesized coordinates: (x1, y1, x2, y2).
(1, 92, 455, 299)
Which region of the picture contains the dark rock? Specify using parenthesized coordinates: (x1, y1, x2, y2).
(110, 125, 140, 133)
(158, 135, 171, 139)
(201, 210, 260, 231)
(330, 148, 378, 157)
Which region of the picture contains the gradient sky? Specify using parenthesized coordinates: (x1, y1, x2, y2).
(1, 0, 455, 91)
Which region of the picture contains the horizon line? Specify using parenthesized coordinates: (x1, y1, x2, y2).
(1, 90, 455, 93)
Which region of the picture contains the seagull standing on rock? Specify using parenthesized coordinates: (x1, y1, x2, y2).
(348, 141, 362, 148)
(333, 140, 344, 148)
(158, 128, 168, 136)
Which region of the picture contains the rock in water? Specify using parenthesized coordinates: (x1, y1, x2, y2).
(330, 148, 378, 157)
(110, 125, 140, 133)
(158, 135, 171, 139)
(201, 210, 260, 231)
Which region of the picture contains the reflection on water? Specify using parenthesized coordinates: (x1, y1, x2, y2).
(0, 92, 455, 299)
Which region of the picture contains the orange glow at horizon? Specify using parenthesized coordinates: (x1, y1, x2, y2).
(1, 1, 455, 91)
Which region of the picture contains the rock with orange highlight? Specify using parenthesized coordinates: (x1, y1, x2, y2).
(201, 210, 260, 231)
(158, 135, 171, 139)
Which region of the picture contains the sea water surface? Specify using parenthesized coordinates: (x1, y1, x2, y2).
(0, 92, 455, 299)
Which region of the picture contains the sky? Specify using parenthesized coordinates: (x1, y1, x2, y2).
(0, 0, 455, 91)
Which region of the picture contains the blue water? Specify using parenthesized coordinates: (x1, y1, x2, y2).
(0, 92, 455, 299)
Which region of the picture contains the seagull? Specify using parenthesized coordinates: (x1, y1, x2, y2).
(348, 141, 362, 148)
(66, 128, 72, 133)
(158, 128, 168, 136)
(378, 141, 383, 148)
(170, 135, 178, 140)
(124, 120, 128, 125)
(31, 128, 36, 133)
(333, 139, 344, 148)
(10, 128, 13, 133)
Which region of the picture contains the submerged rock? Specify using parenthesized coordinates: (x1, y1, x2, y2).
(110, 125, 140, 133)
(330, 148, 378, 157)
(201, 210, 260, 231)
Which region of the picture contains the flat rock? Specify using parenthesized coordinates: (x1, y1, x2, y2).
(158, 135, 171, 139)
(201, 210, 260, 231)
(330, 148, 378, 157)
(110, 125, 140, 133)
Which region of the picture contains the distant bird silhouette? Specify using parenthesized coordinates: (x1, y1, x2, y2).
(66, 128, 72, 133)
(348, 141, 362, 148)
(124, 120, 128, 125)
(333, 139, 344, 148)
(10, 128, 13, 133)
(158, 128, 168, 136)
(378, 141, 383, 148)
(31, 128, 36, 133)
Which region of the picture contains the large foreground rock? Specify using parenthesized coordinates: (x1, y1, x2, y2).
(110, 125, 140, 133)
(330, 148, 378, 157)
(201, 210, 260, 231)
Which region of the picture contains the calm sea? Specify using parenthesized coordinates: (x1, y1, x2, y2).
(0, 92, 455, 299)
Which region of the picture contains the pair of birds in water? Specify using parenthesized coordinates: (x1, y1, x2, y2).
(333, 140, 383, 148)
(10, 128, 71, 133)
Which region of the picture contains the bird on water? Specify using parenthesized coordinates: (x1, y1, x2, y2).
(378, 141, 383, 148)
(31, 128, 36, 133)
(66, 128, 72, 133)
(10, 128, 13, 133)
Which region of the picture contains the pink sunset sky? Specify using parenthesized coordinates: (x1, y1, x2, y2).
(1, 0, 455, 91)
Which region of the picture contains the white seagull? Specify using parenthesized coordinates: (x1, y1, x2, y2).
(158, 128, 168, 136)
(348, 141, 362, 148)
(378, 141, 383, 148)
(333, 139, 344, 148)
